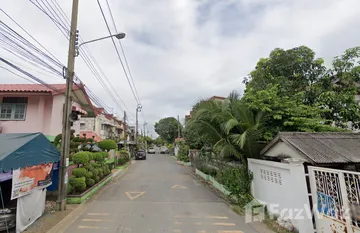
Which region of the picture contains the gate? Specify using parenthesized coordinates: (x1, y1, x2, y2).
(308, 166, 360, 233)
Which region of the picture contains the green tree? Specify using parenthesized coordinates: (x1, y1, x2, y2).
(243, 45, 358, 138)
(188, 92, 264, 165)
(184, 99, 213, 149)
(242, 84, 342, 140)
(154, 117, 182, 143)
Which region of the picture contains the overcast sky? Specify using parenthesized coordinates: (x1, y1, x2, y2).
(1, 0, 360, 138)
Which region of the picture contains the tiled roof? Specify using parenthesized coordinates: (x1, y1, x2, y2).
(80, 131, 102, 142)
(0, 84, 67, 93)
(261, 132, 360, 164)
(0, 84, 84, 95)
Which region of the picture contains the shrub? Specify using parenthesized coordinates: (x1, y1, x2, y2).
(86, 138, 94, 143)
(198, 164, 217, 177)
(72, 168, 87, 177)
(72, 152, 89, 165)
(94, 152, 105, 162)
(216, 167, 253, 205)
(84, 163, 93, 170)
(117, 158, 127, 165)
(101, 151, 109, 158)
(85, 171, 93, 178)
(86, 178, 95, 187)
(67, 183, 73, 194)
(87, 152, 95, 161)
(92, 163, 101, 168)
(94, 176, 100, 182)
(98, 139, 117, 151)
(90, 168, 99, 177)
(69, 177, 86, 192)
(97, 168, 104, 174)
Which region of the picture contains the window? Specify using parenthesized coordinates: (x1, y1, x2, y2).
(0, 103, 27, 120)
(80, 123, 86, 130)
(0, 97, 27, 120)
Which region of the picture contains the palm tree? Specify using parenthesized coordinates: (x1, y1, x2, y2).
(187, 91, 264, 167)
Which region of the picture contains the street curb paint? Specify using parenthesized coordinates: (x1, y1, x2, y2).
(195, 169, 231, 196)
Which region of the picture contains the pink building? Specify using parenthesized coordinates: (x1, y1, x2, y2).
(0, 84, 91, 139)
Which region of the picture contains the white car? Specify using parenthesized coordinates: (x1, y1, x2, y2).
(148, 147, 156, 154)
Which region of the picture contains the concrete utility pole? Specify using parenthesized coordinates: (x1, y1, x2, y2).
(135, 104, 142, 145)
(177, 115, 181, 138)
(57, 0, 79, 211)
(143, 122, 147, 149)
(123, 111, 127, 148)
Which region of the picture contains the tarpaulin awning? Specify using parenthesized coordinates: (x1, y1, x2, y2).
(0, 133, 60, 172)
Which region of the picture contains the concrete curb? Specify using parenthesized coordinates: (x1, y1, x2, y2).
(47, 163, 132, 233)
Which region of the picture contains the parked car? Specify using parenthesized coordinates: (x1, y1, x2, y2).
(148, 147, 156, 154)
(135, 149, 147, 160)
(160, 146, 169, 154)
(0, 206, 16, 231)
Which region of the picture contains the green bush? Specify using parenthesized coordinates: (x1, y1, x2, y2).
(91, 163, 101, 168)
(198, 164, 217, 177)
(94, 176, 100, 182)
(104, 152, 110, 158)
(86, 138, 94, 143)
(117, 158, 127, 165)
(69, 177, 86, 192)
(72, 168, 87, 177)
(84, 163, 93, 170)
(86, 178, 95, 187)
(67, 183, 73, 194)
(72, 152, 89, 165)
(216, 167, 253, 205)
(85, 171, 93, 178)
(87, 152, 95, 161)
(94, 152, 105, 162)
(98, 139, 117, 151)
(90, 168, 99, 176)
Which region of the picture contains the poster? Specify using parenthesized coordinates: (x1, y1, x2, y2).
(11, 163, 53, 200)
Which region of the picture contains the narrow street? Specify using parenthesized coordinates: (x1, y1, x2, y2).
(64, 154, 260, 233)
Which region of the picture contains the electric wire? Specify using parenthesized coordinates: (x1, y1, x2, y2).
(39, 0, 135, 118)
(96, 0, 139, 105)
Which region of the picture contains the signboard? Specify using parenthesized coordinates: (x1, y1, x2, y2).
(11, 163, 53, 200)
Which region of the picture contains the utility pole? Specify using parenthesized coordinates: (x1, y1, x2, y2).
(135, 104, 141, 146)
(177, 115, 181, 139)
(57, 0, 79, 211)
(143, 122, 147, 150)
(123, 111, 127, 148)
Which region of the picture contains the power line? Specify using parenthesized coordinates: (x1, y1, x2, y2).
(39, 0, 135, 117)
(0, 65, 38, 84)
(97, 0, 140, 105)
(104, 0, 141, 104)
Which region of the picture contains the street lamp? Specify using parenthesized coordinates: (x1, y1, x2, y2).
(75, 32, 126, 56)
(135, 104, 142, 145)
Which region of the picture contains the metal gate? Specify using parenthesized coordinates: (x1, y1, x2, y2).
(308, 166, 360, 233)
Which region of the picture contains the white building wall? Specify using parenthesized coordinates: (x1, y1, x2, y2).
(263, 141, 309, 161)
(248, 159, 313, 233)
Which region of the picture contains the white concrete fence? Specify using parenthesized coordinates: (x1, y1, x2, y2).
(248, 159, 313, 233)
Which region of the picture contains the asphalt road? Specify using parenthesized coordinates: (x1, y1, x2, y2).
(64, 154, 260, 233)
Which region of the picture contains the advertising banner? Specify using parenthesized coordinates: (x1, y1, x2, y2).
(11, 163, 53, 200)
